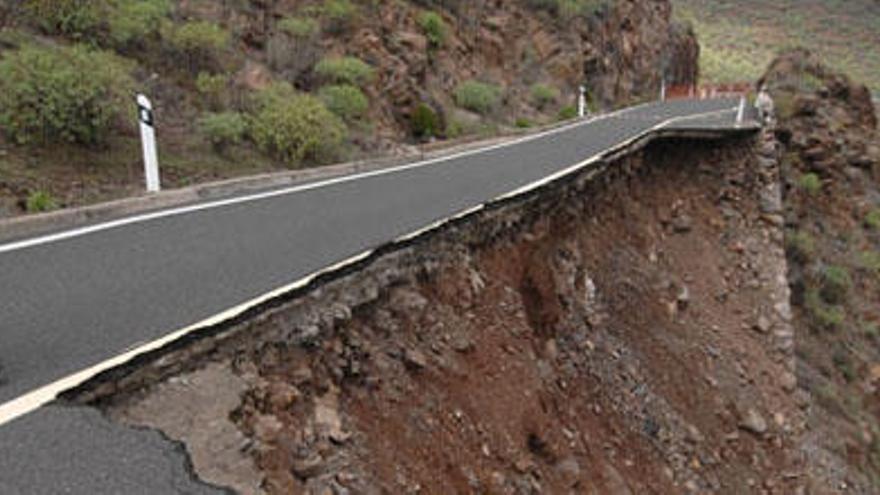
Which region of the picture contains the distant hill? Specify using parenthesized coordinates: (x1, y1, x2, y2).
(673, 0, 880, 94)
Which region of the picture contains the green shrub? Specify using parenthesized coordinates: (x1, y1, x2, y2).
(821, 265, 852, 305)
(859, 250, 880, 274)
(515, 117, 533, 128)
(318, 84, 369, 122)
(248, 83, 347, 165)
(530, 83, 559, 109)
(198, 112, 246, 151)
(278, 17, 319, 38)
(445, 119, 464, 139)
(418, 11, 446, 48)
(23, 0, 101, 37)
(195, 72, 228, 109)
(26, 190, 58, 213)
(865, 209, 880, 230)
(786, 230, 816, 263)
(322, 0, 357, 32)
(799, 172, 822, 195)
(167, 21, 229, 73)
(411, 104, 439, 139)
(107, 0, 171, 47)
(0, 44, 134, 146)
(557, 105, 578, 121)
(454, 80, 502, 115)
(805, 289, 846, 330)
(832, 348, 856, 383)
(314, 56, 374, 87)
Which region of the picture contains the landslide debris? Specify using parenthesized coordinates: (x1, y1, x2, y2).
(762, 48, 880, 491)
(71, 131, 812, 493)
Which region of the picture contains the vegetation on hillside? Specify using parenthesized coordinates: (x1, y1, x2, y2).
(673, 0, 880, 93)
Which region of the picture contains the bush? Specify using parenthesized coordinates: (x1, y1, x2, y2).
(167, 21, 229, 73)
(23, 0, 101, 37)
(26, 190, 58, 213)
(859, 251, 880, 274)
(0, 44, 134, 146)
(318, 84, 369, 122)
(557, 105, 578, 121)
(107, 0, 171, 47)
(195, 72, 228, 110)
(798, 172, 822, 195)
(454, 80, 501, 115)
(314, 56, 374, 87)
(411, 104, 439, 139)
(248, 83, 347, 165)
(199, 112, 246, 151)
(322, 0, 357, 33)
(418, 11, 446, 48)
(805, 289, 846, 330)
(820, 265, 852, 305)
(278, 17, 320, 38)
(530, 83, 559, 109)
(865, 209, 880, 230)
(786, 230, 816, 263)
(515, 117, 533, 128)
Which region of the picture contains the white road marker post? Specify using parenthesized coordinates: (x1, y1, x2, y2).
(660, 76, 667, 102)
(736, 95, 746, 125)
(578, 85, 587, 119)
(137, 94, 161, 193)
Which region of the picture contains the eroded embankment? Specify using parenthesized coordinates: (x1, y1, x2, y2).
(67, 133, 806, 494)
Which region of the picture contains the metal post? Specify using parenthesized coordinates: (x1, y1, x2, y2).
(578, 85, 587, 119)
(137, 94, 161, 193)
(736, 95, 746, 125)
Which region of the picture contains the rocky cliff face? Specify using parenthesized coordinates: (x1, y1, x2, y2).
(761, 49, 880, 492)
(184, 0, 698, 140)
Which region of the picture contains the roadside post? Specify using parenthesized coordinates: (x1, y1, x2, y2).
(578, 85, 587, 118)
(736, 95, 746, 125)
(137, 94, 161, 193)
(661, 76, 667, 101)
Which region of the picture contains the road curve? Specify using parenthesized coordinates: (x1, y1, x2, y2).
(0, 99, 744, 411)
(0, 98, 756, 493)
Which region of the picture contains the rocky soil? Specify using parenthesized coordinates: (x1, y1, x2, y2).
(64, 128, 817, 493)
(762, 49, 880, 492)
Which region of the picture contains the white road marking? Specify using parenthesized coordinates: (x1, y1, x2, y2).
(0, 104, 740, 427)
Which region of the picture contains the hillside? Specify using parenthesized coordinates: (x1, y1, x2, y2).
(0, 0, 697, 217)
(673, 0, 880, 94)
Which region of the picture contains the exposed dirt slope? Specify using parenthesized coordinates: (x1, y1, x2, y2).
(761, 48, 880, 491)
(64, 130, 814, 494)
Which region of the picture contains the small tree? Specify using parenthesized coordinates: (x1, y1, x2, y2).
(0, 44, 134, 146)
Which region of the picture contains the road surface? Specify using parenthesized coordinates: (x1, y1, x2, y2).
(0, 98, 753, 493)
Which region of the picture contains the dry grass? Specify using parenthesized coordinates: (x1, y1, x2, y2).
(673, 0, 880, 94)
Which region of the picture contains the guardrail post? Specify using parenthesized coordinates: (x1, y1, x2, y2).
(578, 85, 587, 118)
(736, 95, 746, 125)
(137, 94, 161, 193)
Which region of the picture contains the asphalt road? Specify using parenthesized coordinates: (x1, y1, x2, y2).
(0, 98, 750, 493)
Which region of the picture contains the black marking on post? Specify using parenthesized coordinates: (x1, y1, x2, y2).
(138, 105, 154, 127)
